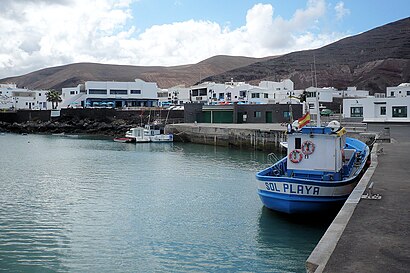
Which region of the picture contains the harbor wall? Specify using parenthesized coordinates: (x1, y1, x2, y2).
(0, 109, 184, 135)
(166, 123, 287, 151)
(165, 123, 376, 152)
(0, 108, 184, 124)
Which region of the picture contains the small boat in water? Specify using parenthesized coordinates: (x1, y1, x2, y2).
(113, 137, 135, 143)
(119, 124, 173, 143)
(256, 121, 370, 214)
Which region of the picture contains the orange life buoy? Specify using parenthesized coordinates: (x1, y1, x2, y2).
(301, 140, 315, 155)
(288, 149, 303, 163)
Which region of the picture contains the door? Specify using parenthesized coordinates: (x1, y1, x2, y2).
(266, 111, 272, 123)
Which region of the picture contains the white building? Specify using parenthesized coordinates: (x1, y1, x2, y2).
(386, 83, 410, 98)
(343, 96, 410, 122)
(189, 79, 302, 105)
(0, 83, 50, 110)
(61, 79, 160, 108)
(158, 85, 191, 106)
(333, 86, 369, 98)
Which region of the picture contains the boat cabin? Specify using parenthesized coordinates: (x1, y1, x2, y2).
(286, 125, 349, 181)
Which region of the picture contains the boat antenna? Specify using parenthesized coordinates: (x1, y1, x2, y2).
(313, 55, 321, 126)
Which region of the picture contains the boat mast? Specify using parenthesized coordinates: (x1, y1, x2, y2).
(313, 55, 321, 126)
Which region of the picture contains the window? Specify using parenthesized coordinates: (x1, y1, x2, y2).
(350, 107, 363, 117)
(407, 91, 410, 96)
(251, 93, 260, 98)
(239, 91, 246, 97)
(38, 93, 41, 96)
(264, 93, 268, 98)
(70, 91, 75, 95)
(111, 90, 128, 95)
(254, 111, 261, 118)
(199, 89, 207, 96)
(392, 106, 407, 118)
(307, 92, 316, 98)
(191, 90, 198, 96)
(380, 106, 386, 116)
(89, 89, 107, 95)
(295, 138, 301, 149)
(283, 111, 290, 118)
(390, 91, 394, 96)
(219, 93, 224, 99)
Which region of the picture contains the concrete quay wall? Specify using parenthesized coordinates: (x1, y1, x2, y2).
(165, 123, 375, 151)
(305, 143, 379, 273)
(165, 123, 287, 151)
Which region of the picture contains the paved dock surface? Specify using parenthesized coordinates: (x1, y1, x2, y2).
(323, 124, 410, 273)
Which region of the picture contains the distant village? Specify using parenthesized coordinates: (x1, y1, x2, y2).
(0, 78, 409, 123)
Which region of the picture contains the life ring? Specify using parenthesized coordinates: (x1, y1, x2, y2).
(288, 149, 303, 163)
(301, 140, 315, 155)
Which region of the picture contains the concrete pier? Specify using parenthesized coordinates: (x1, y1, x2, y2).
(166, 123, 288, 151)
(306, 124, 410, 273)
(165, 123, 372, 151)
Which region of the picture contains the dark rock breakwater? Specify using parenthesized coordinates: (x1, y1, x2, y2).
(0, 118, 137, 137)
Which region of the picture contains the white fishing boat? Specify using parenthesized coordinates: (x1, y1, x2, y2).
(123, 124, 173, 143)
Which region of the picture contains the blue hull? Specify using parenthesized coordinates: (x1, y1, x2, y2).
(257, 137, 369, 214)
(258, 189, 349, 214)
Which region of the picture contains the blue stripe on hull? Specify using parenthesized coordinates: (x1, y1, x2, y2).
(258, 190, 348, 214)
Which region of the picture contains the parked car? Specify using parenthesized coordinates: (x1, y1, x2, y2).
(320, 109, 333, 116)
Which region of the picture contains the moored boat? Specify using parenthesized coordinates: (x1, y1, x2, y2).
(122, 124, 173, 143)
(256, 121, 369, 214)
(113, 137, 135, 143)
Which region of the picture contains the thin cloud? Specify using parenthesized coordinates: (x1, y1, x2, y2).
(335, 1, 350, 20)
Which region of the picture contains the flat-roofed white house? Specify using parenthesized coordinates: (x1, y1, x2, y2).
(189, 79, 302, 105)
(333, 86, 369, 98)
(60, 79, 160, 108)
(158, 85, 191, 106)
(343, 96, 410, 122)
(386, 83, 410, 98)
(343, 83, 410, 122)
(190, 82, 227, 104)
(0, 83, 49, 110)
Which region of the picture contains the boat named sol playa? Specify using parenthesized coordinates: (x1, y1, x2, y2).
(256, 120, 369, 214)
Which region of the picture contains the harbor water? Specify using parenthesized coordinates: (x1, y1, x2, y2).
(0, 133, 332, 272)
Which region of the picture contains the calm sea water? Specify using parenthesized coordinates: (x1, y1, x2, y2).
(0, 133, 332, 273)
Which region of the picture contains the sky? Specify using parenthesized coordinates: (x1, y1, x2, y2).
(0, 0, 409, 79)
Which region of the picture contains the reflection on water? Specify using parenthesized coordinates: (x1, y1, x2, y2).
(0, 133, 329, 273)
(257, 207, 335, 272)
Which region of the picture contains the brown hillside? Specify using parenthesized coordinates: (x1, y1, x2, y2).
(0, 55, 275, 91)
(205, 17, 410, 93)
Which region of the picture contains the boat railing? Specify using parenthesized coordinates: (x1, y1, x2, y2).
(267, 152, 281, 164)
(268, 158, 287, 176)
(343, 152, 357, 177)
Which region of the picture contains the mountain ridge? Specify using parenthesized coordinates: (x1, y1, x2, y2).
(0, 55, 276, 91)
(1, 17, 409, 93)
(205, 17, 410, 93)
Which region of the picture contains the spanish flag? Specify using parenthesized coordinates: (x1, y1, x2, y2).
(298, 112, 311, 128)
